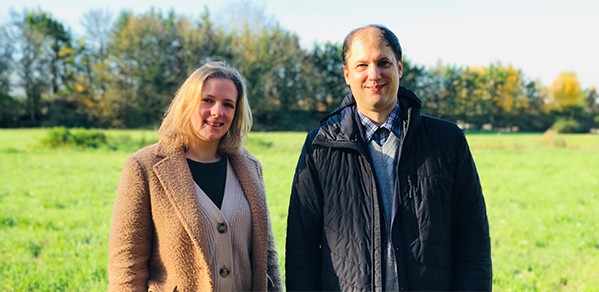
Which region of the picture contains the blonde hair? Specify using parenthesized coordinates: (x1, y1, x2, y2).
(158, 61, 252, 154)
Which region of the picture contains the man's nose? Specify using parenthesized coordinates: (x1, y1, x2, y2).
(368, 65, 380, 80)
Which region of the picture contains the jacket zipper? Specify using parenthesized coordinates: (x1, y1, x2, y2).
(312, 106, 414, 290)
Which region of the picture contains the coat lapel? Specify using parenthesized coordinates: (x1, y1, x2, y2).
(152, 144, 210, 254)
(229, 148, 268, 227)
(229, 148, 270, 290)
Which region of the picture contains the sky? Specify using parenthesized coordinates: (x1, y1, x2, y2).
(1, 0, 597, 89)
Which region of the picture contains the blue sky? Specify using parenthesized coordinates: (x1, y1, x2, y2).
(1, 0, 597, 88)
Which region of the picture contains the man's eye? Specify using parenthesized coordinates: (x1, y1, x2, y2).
(380, 61, 392, 67)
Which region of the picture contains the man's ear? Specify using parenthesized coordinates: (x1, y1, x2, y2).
(343, 65, 350, 85)
(397, 61, 403, 78)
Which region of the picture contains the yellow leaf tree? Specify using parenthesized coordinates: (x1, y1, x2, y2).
(546, 72, 584, 112)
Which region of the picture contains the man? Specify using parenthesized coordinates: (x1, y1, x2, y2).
(285, 25, 492, 291)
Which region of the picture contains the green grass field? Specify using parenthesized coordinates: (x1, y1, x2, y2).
(1, 129, 598, 291)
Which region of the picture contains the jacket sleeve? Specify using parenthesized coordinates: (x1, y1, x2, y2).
(452, 130, 493, 291)
(108, 155, 152, 292)
(285, 132, 324, 291)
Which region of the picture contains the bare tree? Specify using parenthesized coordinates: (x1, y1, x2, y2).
(214, 0, 277, 34)
(80, 9, 113, 56)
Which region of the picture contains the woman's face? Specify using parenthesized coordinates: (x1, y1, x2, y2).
(191, 77, 238, 148)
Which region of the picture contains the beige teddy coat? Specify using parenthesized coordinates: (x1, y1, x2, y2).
(108, 143, 282, 291)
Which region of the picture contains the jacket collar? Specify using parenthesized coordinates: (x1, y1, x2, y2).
(324, 86, 422, 121)
(314, 86, 422, 147)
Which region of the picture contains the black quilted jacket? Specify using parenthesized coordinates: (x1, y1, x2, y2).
(285, 87, 492, 291)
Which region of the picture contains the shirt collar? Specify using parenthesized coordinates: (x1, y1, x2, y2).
(358, 101, 402, 143)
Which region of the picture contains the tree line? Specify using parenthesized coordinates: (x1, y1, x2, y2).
(1, 5, 597, 132)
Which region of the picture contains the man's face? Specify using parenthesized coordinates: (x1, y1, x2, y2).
(343, 31, 402, 123)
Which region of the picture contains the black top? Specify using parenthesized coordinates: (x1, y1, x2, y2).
(187, 156, 227, 209)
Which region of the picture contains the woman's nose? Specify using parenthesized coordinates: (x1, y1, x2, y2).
(211, 103, 224, 117)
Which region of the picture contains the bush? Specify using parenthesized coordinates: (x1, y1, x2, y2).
(550, 118, 587, 133)
(41, 127, 110, 149)
(542, 130, 567, 148)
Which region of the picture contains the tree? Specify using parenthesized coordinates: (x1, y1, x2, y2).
(584, 86, 599, 129)
(546, 71, 584, 112)
(107, 10, 185, 127)
(220, 1, 309, 130)
(0, 26, 12, 95)
(230, 23, 307, 129)
(304, 42, 348, 114)
(9, 10, 49, 124)
(427, 62, 465, 124)
(67, 8, 116, 127)
(25, 11, 74, 95)
(517, 77, 553, 131)
(173, 8, 230, 77)
(4, 9, 75, 125)
(0, 23, 22, 127)
(480, 63, 528, 130)
(401, 58, 429, 101)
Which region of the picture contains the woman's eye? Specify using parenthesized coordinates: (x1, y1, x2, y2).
(224, 103, 235, 109)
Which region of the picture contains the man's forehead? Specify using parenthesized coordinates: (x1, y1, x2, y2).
(346, 39, 394, 62)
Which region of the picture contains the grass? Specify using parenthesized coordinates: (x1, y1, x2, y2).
(468, 133, 599, 291)
(1, 129, 598, 291)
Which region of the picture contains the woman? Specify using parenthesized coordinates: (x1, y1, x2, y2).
(108, 62, 282, 291)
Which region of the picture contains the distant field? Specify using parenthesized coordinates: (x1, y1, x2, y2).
(1, 129, 598, 291)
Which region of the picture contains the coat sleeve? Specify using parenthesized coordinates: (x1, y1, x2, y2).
(266, 220, 283, 292)
(285, 132, 324, 291)
(108, 155, 153, 292)
(451, 130, 493, 291)
(258, 161, 284, 292)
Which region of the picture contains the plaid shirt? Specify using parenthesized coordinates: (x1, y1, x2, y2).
(358, 101, 402, 146)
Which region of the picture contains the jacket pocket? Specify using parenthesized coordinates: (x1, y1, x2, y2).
(399, 174, 421, 241)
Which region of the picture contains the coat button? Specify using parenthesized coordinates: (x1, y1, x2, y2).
(219, 266, 230, 277)
(217, 223, 227, 233)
